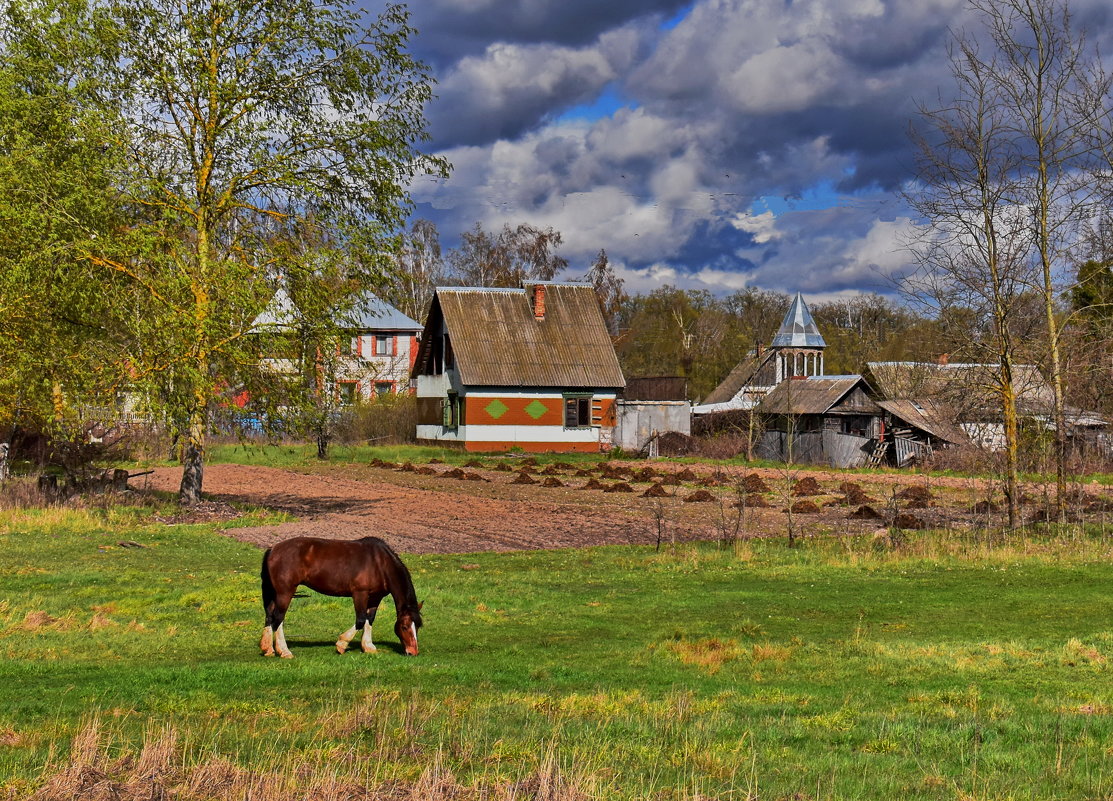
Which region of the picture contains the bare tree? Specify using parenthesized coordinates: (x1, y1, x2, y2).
(390, 218, 446, 322)
(584, 249, 627, 336)
(449, 222, 568, 287)
(971, 0, 1111, 518)
(906, 35, 1035, 528)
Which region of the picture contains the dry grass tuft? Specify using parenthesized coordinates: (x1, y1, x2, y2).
(666, 637, 742, 674)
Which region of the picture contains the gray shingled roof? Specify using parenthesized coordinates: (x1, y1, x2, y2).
(770, 293, 826, 349)
(252, 288, 421, 332)
(416, 283, 625, 389)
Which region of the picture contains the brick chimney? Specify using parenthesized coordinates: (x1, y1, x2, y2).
(533, 284, 546, 319)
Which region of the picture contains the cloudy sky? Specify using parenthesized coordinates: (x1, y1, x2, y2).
(387, 0, 1111, 300)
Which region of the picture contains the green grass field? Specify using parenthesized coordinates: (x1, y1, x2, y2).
(2, 497, 1113, 799)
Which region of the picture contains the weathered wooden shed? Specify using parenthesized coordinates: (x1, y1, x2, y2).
(754, 375, 884, 467)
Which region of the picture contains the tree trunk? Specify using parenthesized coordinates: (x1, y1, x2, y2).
(179, 407, 206, 505)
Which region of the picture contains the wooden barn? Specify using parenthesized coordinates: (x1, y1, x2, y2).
(411, 283, 626, 452)
(754, 375, 885, 468)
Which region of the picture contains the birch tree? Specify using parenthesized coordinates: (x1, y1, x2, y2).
(57, 0, 446, 504)
(907, 37, 1034, 528)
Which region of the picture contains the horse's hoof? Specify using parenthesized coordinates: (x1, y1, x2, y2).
(279, 651, 294, 659)
(262, 650, 275, 657)
(361, 645, 377, 654)
(336, 643, 348, 654)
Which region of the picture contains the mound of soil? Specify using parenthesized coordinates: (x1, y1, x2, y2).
(490, 463, 512, 472)
(605, 482, 634, 493)
(575, 469, 596, 477)
(789, 500, 821, 514)
(897, 485, 934, 502)
(675, 468, 698, 482)
(698, 477, 725, 487)
(903, 498, 932, 509)
(735, 494, 769, 508)
(551, 462, 574, 470)
(849, 505, 882, 520)
(519, 457, 539, 466)
(580, 478, 607, 490)
(643, 483, 670, 498)
(656, 431, 697, 456)
(600, 465, 631, 479)
(464, 459, 485, 468)
(742, 473, 770, 493)
(442, 467, 467, 479)
(397, 462, 416, 472)
(541, 477, 565, 487)
(631, 468, 658, 482)
(845, 488, 876, 505)
(972, 500, 999, 514)
(793, 477, 824, 496)
(541, 466, 564, 475)
(415, 466, 437, 475)
(464, 472, 487, 482)
(369, 458, 392, 468)
(510, 473, 537, 485)
(684, 489, 715, 503)
(893, 512, 927, 529)
(659, 474, 683, 486)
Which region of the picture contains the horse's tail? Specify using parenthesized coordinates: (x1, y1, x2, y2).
(260, 548, 275, 613)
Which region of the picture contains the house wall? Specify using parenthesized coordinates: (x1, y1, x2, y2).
(756, 429, 871, 468)
(414, 387, 619, 452)
(337, 332, 418, 398)
(614, 401, 691, 451)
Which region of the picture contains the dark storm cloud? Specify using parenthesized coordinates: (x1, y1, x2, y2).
(405, 0, 1113, 297)
(402, 0, 692, 68)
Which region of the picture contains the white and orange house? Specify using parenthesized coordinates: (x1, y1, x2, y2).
(411, 283, 626, 452)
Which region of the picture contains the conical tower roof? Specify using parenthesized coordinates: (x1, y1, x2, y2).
(770, 293, 825, 349)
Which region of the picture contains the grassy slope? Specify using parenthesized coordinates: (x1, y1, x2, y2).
(1, 503, 1113, 799)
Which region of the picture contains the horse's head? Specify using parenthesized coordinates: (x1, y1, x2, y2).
(396, 602, 423, 656)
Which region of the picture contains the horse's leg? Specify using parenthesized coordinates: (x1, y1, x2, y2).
(260, 550, 276, 657)
(338, 591, 370, 654)
(361, 594, 386, 653)
(270, 589, 296, 659)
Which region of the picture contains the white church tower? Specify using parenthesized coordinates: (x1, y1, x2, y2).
(770, 292, 826, 383)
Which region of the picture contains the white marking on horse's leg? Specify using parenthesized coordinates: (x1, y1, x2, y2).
(260, 625, 275, 657)
(336, 625, 357, 654)
(276, 623, 293, 659)
(361, 621, 376, 653)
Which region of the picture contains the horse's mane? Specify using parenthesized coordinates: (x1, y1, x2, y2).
(361, 536, 422, 627)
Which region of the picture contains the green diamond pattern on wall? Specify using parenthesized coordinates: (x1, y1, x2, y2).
(524, 400, 549, 420)
(484, 399, 509, 419)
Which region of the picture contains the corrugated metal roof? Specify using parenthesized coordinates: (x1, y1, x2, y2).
(771, 293, 826, 349)
(756, 376, 868, 415)
(865, 361, 1054, 412)
(253, 288, 421, 332)
(423, 284, 625, 389)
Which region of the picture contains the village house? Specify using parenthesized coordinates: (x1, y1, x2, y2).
(411, 283, 625, 452)
(253, 287, 422, 402)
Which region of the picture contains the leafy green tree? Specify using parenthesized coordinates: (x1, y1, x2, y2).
(0, 0, 127, 443)
(30, 0, 447, 503)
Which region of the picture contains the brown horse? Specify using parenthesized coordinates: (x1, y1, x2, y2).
(260, 536, 423, 659)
